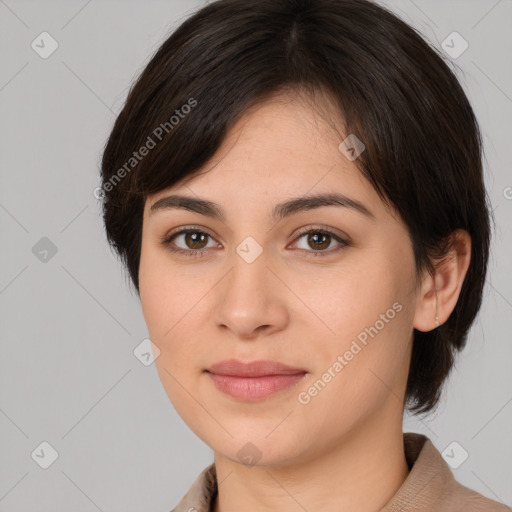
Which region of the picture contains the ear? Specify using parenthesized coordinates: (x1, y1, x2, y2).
(413, 229, 472, 332)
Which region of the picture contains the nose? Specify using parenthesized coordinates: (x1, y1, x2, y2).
(212, 249, 289, 341)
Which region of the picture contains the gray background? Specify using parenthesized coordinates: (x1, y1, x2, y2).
(1, 0, 511, 510)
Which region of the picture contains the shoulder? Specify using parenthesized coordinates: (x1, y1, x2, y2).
(449, 481, 511, 511)
(392, 433, 511, 512)
(169, 463, 217, 512)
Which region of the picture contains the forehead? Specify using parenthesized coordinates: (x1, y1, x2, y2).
(144, 92, 388, 221)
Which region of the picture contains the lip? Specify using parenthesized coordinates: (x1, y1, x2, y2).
(205, 359, 307, 401)
(206, 359, 306, 377)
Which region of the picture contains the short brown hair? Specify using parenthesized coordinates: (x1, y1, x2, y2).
(99, 0, 492, 415)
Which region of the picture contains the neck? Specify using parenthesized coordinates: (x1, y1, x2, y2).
(212, 414, 409, 512)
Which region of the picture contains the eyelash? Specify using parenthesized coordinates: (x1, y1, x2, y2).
(160, 225, 351, 259)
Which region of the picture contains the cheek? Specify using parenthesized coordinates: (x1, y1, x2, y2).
(139, 248, 185, 337)
(140, 264, 204, 415)
(294, 260, 412, 400)
(297, 311, 412, 439)
(286, 253, 400, 340)
(139, 252, 205, 372)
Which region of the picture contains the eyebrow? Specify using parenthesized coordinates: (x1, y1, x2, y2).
(149, 192, 375, 221)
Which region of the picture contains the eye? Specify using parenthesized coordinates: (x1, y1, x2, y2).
(161, 227, 219, 258)
(289, 226, 351, 257)
(160, 225, 351, 258)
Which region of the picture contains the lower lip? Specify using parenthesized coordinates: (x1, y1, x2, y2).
(206, 371, 307, 401)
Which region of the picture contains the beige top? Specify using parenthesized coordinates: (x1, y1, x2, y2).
(171, 432, 510, 511)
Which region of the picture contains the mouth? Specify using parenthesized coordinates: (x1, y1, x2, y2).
(205, 359, 308, 401)
(206, 358, 307, 377)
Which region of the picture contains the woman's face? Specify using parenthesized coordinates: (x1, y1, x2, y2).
(139, 93, 422, 466)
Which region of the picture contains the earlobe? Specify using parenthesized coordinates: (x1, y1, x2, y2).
(413, 229, 472, 332)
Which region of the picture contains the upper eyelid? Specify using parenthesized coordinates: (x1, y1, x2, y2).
(166, 224, 344, 237)
(166, 225, 217, 242)
(165, 224, 349, 247)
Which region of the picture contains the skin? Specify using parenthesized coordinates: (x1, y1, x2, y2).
(138, 90, 471, 512)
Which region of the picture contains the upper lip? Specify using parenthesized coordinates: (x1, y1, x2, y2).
(206, 359, 306, 377)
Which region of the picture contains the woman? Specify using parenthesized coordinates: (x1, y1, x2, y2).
(99, 0, 509, 510)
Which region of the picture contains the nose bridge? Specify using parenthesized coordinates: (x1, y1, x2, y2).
(225, 236, 271, 307)
(212, 236, 287, 337)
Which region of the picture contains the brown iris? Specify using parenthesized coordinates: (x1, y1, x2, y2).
(307, 232, 331, 250)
